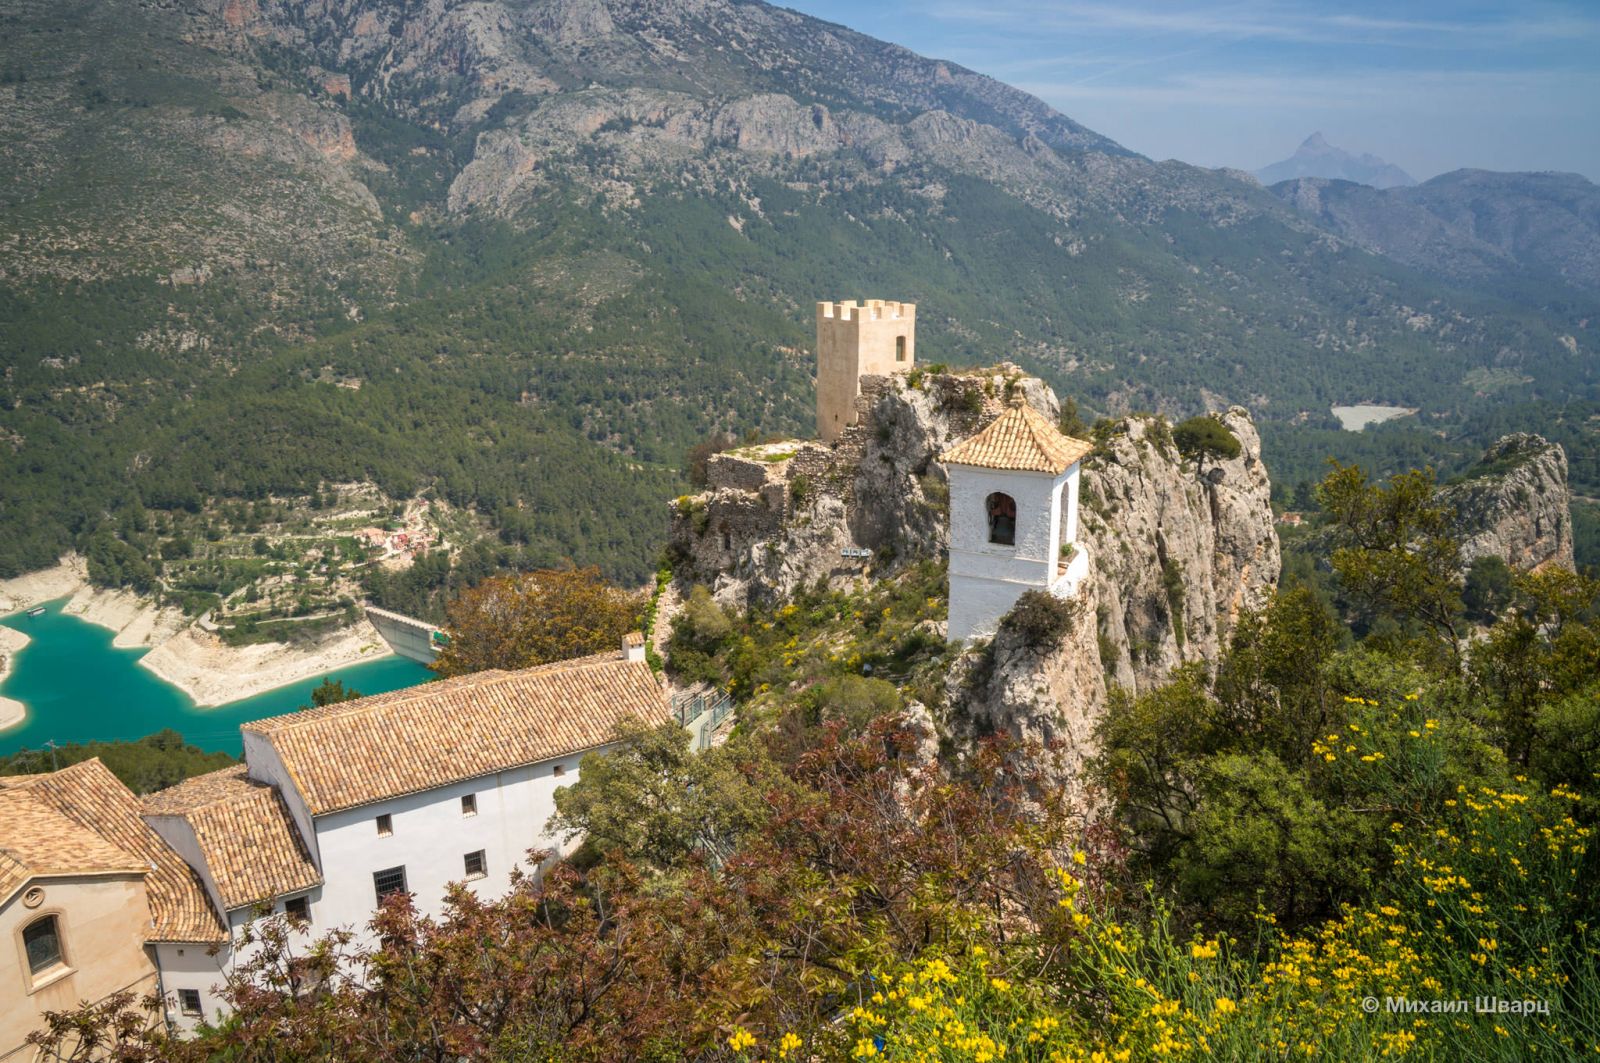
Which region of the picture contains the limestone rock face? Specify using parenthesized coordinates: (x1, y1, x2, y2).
(669, 369, 1282, 789)
(954, 408, 1279, 784)
(1080, 409, 1280, 695)
(952, 556, 1108, 783)
(667, 366, 1020, 608)
(1443, 434, 1574, 572)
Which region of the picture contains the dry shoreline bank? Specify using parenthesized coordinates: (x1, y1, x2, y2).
(0, 627, 30, 731)
(0, 556, 398, 709)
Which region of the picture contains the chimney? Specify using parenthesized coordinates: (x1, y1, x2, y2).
(622, 631, 646, 663)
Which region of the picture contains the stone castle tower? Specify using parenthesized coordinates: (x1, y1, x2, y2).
(815, 299, 915, 442)
(940, 394, 1094, 642)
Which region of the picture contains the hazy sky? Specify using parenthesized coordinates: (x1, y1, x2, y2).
(778, 0, 1600, 181)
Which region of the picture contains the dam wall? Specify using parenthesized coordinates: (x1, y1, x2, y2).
(364, 605, 442, 665)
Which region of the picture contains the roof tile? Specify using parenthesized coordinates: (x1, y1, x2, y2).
(2, 760, 225, 942)
(143, 766, 321, 911)
(940, 398, 1093, 474)
(240, 654, 670, 816)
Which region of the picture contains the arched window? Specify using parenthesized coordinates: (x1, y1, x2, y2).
(986, 492, 1017, 546)
(23, 914, 63, 975)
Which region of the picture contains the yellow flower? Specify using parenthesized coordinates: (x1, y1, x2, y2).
(1214, 997, 1238, 1016)
(728, 1027, 756, 1053)
(779, 1032, 803, 1058)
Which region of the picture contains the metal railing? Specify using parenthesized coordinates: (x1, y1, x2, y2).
(672, 689, 734, 749)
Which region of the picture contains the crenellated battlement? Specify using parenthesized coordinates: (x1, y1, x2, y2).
(816, 297, 916, 441)
(816, 299, 916, 323)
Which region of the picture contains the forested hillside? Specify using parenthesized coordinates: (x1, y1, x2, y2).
(3, 0, 1597, 589)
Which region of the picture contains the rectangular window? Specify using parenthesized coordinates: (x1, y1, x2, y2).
(284, 896, 310, 924)
(461, 793, 477, 817)
(23, 915, 63, 975)
(373, 865, 408, 904)
(376, 813, 393, 837)
(895, 335, 907, 362)
(178, 989, 202, 1016)
(463, 850, 487, 879)
(552, 764, 566, 778)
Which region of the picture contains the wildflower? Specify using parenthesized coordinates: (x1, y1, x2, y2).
(1214, 998, 1237, 1016)
(779, 1033, 803, 1059)
(728, 1028, 756, 1053)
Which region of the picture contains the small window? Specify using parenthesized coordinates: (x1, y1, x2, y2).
(463, 850, 487, 879)
(552, 764, 566, 778)
(895, 335, 907, 362)
(178, 989, 202, 1017)
(461, 793, 477, 817)
(23, 915, 63, 975)
(284, 896, 310, 924)
(373, 866, 408, 904)
(376, 814, 393, 837)
(986, 492, 1017, 546)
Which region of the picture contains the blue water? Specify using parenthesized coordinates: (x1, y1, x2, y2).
(0, 599, 432, 756)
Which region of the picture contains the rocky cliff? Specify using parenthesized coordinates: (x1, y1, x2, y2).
(668, 368, 1282, 780)
(1444, 433, 1574, 573)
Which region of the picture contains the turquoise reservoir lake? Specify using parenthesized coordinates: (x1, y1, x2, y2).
(0, 599, 432, 756)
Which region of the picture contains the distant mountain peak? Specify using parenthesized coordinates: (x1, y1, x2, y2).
(1256, 133, 1415, 189)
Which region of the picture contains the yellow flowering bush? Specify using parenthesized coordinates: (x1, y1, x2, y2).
(729, 784, 1598, 1061)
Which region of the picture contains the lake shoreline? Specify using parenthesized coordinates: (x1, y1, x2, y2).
(0, 557, 403, 709)
(0, 627, 29, 731)
(141, 619, 396, 707)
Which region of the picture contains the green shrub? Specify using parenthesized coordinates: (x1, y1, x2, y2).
(1161, 558, 1187, 648)
(1000, 590, 1074, 647)
(1173, 415, 1242, 462)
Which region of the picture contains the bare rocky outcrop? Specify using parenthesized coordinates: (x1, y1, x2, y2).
(1443, 433, 1574, 572)
(955, 409, 1279, 777)
(668, 365, 1042, 609)
(952, 568, 1108, 784)
(1080, 409, 1280, 694)
(669, 368, 1282, 786)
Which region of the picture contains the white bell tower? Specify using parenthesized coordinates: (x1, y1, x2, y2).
(941, 394, 1093, 643)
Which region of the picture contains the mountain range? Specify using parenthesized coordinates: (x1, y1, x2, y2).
(1255, 132, 1415, 189)
(2, 0, 1598, 585)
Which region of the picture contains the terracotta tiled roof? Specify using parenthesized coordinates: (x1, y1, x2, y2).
(940, 398, 1094, 474)
(0, 789, 144, 904)
(1, 760, 226, 942)
(240, 654, 670, 816)
(143, 766, 321, 912)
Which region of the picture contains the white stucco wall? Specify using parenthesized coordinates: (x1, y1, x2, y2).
(152, 940, 230, 1035)
(153, 884, 320, 1036)
(947, 462, 1081, 642)
(307, 750, 598, 944)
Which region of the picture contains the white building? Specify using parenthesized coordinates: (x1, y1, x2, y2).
(138, 635, 670, 1031)
(941, 394, 1094, 642)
